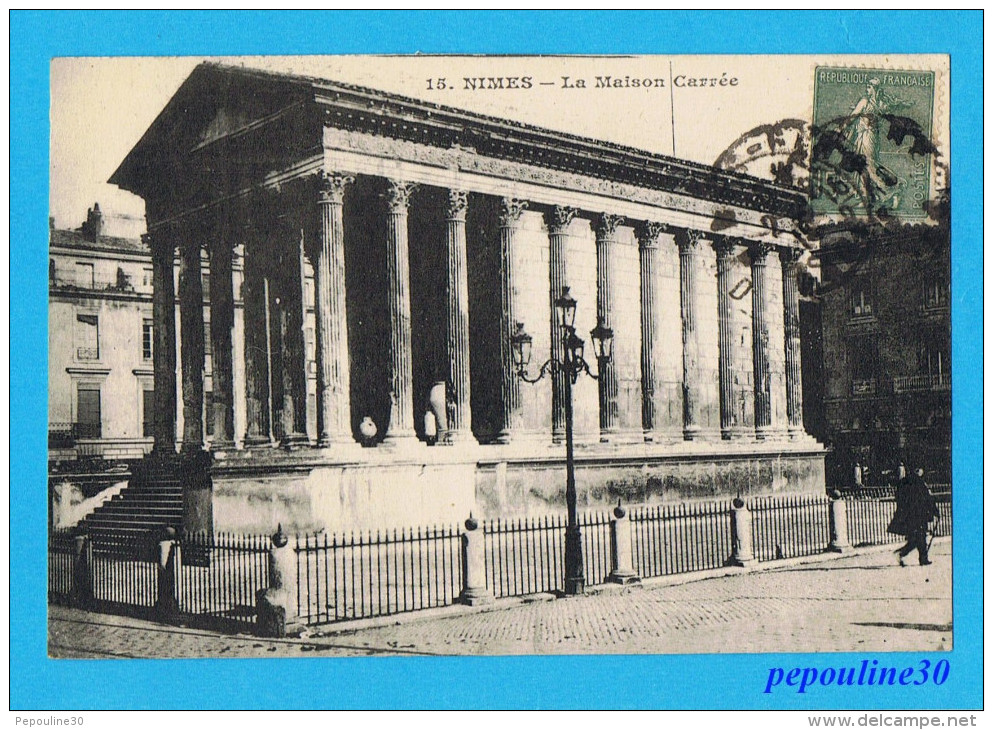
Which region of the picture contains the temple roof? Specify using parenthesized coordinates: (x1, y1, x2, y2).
(111, 62, 807, 219)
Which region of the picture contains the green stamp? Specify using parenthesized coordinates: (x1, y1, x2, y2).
(811, 66, 936, 220)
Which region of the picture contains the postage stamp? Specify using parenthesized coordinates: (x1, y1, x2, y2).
(811, 66, 937, 220)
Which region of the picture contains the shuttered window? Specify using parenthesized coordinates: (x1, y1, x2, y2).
(76, 385, 101, 438)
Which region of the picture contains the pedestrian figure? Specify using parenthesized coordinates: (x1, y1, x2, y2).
(888, 467, 939, 566)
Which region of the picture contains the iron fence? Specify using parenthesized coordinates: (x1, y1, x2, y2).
(579, 511, 612, 587)
(88, 533, 158, 610)
(844, 487, 952, 547)
(484, 515, 564, 598)
(48, 529, 76, 603)
(177, 532, 270, 627)
(482, 511, 614, 599)
(630, 500, 734, 577)
(751, 493, 831, 562)
(295, 525, 463, 625)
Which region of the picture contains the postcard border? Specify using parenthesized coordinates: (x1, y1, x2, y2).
(11, 9, 982, 711)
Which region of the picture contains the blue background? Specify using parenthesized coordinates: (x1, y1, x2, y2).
(10, 10, 982, 710)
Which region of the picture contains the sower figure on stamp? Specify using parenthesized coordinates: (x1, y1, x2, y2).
(889, 466, 940, 566)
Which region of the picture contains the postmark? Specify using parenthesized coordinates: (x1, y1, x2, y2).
(811, 66, 937, 221)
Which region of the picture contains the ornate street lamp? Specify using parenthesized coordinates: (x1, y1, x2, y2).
(511, 286, 613, 595)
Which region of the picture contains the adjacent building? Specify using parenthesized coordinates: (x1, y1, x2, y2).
(818, 218, 951, 486)
(105, 62, 825, 533)
(49, 204, 322, 466)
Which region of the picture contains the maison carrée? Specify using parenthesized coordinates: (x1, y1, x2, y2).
(108, 63, 824, 535)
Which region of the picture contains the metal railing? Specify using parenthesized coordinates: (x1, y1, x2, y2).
(579, 511, 612, 588)
(48, 487, 954, 633)
(88, 533, 159, 610)
(630, 500, 734, 577)
(48, 529, 76, 603)
(295, 525, 463, 625)
(751, 493, 831, 562)
(843, 487, 952, 547)
(177, 532, 271, 627)
(484, 515, 564, 598)
(892, 373, 951, 392)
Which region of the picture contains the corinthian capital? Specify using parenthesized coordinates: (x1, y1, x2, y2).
(595, 213, 625, 241)
(547, 205, 578, 233)
(318, 171, 354, 205)
(383, 179, 416, 212)
(677, 228, 707, 251)
(499, 197, 528, 225)
(635, 221, 670, 249)
(447, 189, 469, 221)
(748, 241, 775, 264)
(778, 246, 803, 267)
(712, 235, 739, 259)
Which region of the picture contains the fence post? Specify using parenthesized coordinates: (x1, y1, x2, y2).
(256, 525, 303, 637)
(728, 497, 755, 567)
(70, 531, 93, 608)
(608, 502, 640, 584)
(460, 515, 493, 605)
(827, 490, 851, 553)
(155, 526, 179, 618)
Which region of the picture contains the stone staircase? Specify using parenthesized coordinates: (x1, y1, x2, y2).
(79, 454, 191, 542)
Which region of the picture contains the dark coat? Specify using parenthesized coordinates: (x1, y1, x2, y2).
(888, 474, 939, 536)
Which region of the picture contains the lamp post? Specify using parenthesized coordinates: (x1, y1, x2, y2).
(511, 287, 613, 595)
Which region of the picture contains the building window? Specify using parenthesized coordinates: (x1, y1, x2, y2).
(75, 313, 100, 360)
(75, 385, 102, 439)
(922, 278, 949, 309)
(75, 262, 95, 288)
(918, 338, 950, 378)
(849, 334, 878, 395)
(50, 258, 56, 283)
(142, 267, 153, 288)
(850, 282, 873, 318)
(142, 388, 155, 438)
(142, 319, 154, 360)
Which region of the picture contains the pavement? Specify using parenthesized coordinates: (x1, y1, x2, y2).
(48, 539, 951, 658)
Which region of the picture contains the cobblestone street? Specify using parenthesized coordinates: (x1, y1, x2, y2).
(49, 541, 951, 658)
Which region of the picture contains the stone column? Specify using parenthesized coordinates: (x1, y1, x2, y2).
(497, 197, 529, 444)
(637, 221, 665, 442)
(715, 236, 739, 440)
(315, 172, 355, 447)
(444, 189, 474, 444)
(275, 218, 309, 448)
(146, 229, 177, 454)
(241, 211, 272, 447)
(383, 179, 418, 446)
(208, 226, 236, 449)
(780, 247, 805, 438)
(750, 242, 774, 438)
(595, 214, 623, 442)
(547, 205, 577, 443)
(178, 236, 205, 453)
(677, 229, 704, 440)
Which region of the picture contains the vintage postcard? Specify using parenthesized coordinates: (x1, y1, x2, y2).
(16, 17, 978, 713)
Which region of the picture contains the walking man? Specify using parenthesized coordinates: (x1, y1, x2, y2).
(890, 466, 940, 566)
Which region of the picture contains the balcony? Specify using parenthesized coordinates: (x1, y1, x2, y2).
(49, 271, 141, 293)
(893, 373, 951, 393)
(851, 378, 877, 397)
(48, 422, 103, 447)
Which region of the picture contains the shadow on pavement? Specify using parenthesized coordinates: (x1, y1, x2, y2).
(852, 621, 952, 632)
